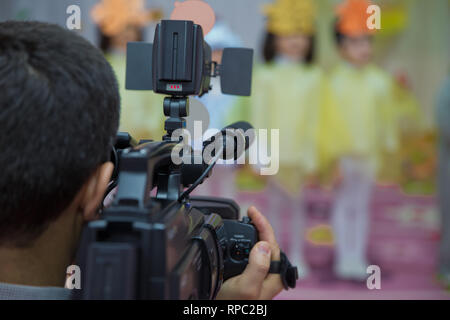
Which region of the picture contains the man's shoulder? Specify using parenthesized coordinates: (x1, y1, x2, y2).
(0, 282, 73, 300)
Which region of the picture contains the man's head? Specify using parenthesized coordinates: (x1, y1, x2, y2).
(0, 21, 120, 248)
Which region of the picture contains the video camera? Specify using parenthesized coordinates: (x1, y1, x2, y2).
(76, 20, 298, 299)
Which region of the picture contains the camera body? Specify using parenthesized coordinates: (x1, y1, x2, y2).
(125, 20, 253, 97)
(152, 20, 211, 97)
(77, 138, 257, 299)
(76, 20, 297, 299)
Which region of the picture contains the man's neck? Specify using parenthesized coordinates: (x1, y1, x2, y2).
(0, 208, 81, 287)
(0, 246, 68, 287)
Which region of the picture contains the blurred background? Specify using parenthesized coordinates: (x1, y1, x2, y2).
(1, 0, 449, 299)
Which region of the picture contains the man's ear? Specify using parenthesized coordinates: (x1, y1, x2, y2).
(80, 162, 114, 221)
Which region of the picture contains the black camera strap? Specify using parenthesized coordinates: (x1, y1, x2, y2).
(268, 251, 298, 290)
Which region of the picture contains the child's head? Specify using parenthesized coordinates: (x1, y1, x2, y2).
(92, 0, 157, 53)
(264, 33, 314, 63)
(100, 25, 143, 53)
(335, 28, 373, 67)
(334, 0, 376, 67)
(263, 0, 316, 63)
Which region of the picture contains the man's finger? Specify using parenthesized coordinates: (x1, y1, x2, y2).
(247, 206, 284, 299)
(248, 206, 280, 260)
(247, 206, 275, 243)
(237, 241, 272, 299)
(259, 274, 284, 299)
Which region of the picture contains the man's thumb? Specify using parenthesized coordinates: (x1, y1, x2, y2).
(238, 241, 271, 298)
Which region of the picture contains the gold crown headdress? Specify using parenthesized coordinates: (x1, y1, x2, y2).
(263, 0, 316, 36)
(91, 0, 161, 37)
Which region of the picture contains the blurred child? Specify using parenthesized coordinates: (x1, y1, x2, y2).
(91, 0, 165, 141)
(230, 0, 326, 277)
(326, 0, 404, 280)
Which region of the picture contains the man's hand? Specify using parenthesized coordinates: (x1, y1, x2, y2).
(217, 206, 284, 300)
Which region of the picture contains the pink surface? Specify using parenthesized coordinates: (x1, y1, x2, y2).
(196, 170, 450, 300)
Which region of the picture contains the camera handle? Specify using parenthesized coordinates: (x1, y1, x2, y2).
(152, 96, 189, 201)
(162, 96, 189, 140)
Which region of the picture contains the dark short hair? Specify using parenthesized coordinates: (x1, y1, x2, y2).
(0, 21, 120, 246)
(262, 32, 315, 64)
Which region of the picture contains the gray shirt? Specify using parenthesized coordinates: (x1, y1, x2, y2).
(0, 282, 72, 300)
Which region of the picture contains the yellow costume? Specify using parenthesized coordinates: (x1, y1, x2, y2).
(321, 63, 400, 172)
(107, 54, 165, 140)
(321, 77, 421, 184)
(232, 64, 326, 192)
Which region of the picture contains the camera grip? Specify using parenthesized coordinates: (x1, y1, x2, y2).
(221, 218, 258, 281)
